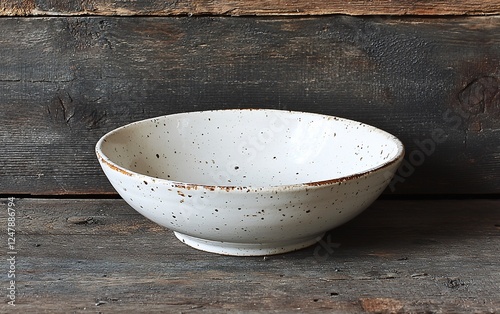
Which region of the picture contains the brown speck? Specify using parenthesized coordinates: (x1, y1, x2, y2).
(360, 298, 403, 313)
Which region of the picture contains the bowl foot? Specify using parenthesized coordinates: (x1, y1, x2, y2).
(173, 232, 325, 256)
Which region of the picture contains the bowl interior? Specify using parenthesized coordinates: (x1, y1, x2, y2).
(98, 110, 402, 187)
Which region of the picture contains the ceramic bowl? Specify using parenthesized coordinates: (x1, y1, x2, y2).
(96, 109, 404, 256)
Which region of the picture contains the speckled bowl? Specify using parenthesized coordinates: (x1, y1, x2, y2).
(96, 109, 404, 256)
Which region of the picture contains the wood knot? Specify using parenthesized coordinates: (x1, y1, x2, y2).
(48, 89, 107, 130)
(453, 75, 500, 132)
(458, 76, 500, 116)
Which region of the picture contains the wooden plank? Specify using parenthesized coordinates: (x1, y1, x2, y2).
(0, 16, 499, 195)
(2, 0, 500, 16)
(1, 198, 499, 312)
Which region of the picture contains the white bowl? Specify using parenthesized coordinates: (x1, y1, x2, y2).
(96, 109, 404, 256)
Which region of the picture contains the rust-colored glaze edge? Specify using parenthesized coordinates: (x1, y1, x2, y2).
(100, 150, 402, 192)
(304, 172, 370, 187)
(97, 152, 133, 177)
(171, 182, 251, 192)
(97, 109, 404, 192)
(305, 146, 405, 187)
(171, 146, 404, 192)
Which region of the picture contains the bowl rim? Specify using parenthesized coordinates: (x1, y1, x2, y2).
(96, 109, 405, 192)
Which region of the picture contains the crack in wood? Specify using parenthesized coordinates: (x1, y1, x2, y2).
(57, 94, 75, 125)
(47, 90, 76, 128)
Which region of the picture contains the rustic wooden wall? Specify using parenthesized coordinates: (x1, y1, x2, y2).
(2, 1, 500, 16)
(1, 1, 499, 196)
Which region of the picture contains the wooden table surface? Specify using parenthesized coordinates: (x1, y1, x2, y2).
(3, 198, 499, 313)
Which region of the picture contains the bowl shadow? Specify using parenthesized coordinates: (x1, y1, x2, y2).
(290, 199, 499, 260)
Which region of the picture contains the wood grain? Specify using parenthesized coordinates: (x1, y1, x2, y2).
(0, 16, 499, 195)
(2, 198, 499, 312)
(1, 0, 500, 16)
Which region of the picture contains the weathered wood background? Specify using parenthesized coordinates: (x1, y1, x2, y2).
(0, 1, 499, 196)
(0, 3, 499, 313)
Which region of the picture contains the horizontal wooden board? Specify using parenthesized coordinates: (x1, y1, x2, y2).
(2, 0, 500, 16)
(1, 198, 499, 312)
(0, 16, 499, 195)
